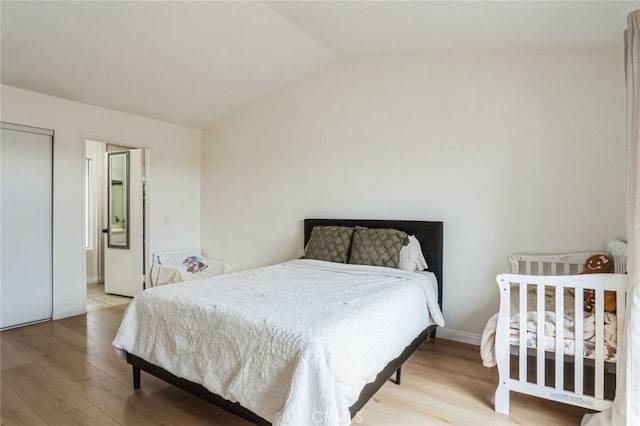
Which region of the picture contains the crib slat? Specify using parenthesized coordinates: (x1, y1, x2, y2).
(555, 284, 564, 391)
(519, 282, 528, 382)
(551, 263, 557, 275)
(564, 263, 570, 275)
(594, 289, 604, 400)
(616, 287, 626, 388)
(525, 262, 532, 275)
(537, 262, 544, 275)
(574, 288, 584, 396)
(495, 275, 512, 414)
(536, 284, 545, 385)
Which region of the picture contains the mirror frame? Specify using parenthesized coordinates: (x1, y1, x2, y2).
(107, 151, 130, 249)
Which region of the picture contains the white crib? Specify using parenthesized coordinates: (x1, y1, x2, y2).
(494, 253, 628, 414)
(150, 249, 233, 286)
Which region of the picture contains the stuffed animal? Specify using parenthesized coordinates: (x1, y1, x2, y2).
(582, 254, 616, 313)
(583, 254, 614, 274)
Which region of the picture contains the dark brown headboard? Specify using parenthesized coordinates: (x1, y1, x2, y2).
(303, 219, 444, 310)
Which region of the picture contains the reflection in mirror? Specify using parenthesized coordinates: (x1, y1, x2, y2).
(108, 151, 129, 249)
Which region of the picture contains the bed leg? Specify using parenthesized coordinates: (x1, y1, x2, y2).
(395, 367, 401, 385)
(495, 382, 509, 414)
(133, 366, 141, 389)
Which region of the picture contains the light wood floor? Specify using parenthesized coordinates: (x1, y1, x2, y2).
(86, 283, 131, 311)
(1, 303, 591, 425)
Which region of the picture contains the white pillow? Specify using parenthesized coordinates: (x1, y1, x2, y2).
(158, 249, 202, 267)
(398, 236, 429, 272)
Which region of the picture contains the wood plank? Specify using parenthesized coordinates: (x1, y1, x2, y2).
(30, 320, 90, 353)
(84, 339, 168, 391)
(0, 335, 32, 371)
(3, 316, 168, 395)
(57, 313, 120, 347)
(86, 305, 127, 331)
(1, 380, 47, 426)
(76, 374, 249, 426)
(2, 363, 120, 425)
(2, 323, 114, 391)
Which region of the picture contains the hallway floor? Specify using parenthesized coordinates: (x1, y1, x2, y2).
(86, 283, 131, 311)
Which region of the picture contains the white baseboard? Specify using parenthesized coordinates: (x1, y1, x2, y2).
(86, 276, 101, 285)
(52, 307, 86, 320)
(436, 327, 481, 346)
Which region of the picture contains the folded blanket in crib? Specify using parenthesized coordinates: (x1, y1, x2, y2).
(480, 302, 617, 368)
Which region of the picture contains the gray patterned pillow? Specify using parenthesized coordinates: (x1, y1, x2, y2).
(348, 226, 408, 268)
(305, 226, 354, 263)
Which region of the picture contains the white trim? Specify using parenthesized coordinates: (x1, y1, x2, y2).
(509, 379, 612, 411)
(1, 121, 54, 136)
(52, 307, 86, 320)
(0, 318, 50, 331)
(437, 327, 481, 346)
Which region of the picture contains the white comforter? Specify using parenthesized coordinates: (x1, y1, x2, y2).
(113, 259, 444, 426)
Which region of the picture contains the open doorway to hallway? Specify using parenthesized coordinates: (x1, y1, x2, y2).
(85, 139, 149, 308)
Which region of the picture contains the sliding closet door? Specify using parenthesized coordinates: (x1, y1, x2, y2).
(0, 123, 53, 329)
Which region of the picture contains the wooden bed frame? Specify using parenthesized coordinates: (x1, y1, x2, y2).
(126, 218, 444, 424)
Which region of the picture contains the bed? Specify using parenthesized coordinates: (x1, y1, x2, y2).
(112, 219, 444, 425)
(480, 253, 628, 414)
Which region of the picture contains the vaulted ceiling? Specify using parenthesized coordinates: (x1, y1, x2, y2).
(1, 1, 638, 130)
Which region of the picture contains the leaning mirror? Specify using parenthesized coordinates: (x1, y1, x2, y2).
(107, 151, 129, 249)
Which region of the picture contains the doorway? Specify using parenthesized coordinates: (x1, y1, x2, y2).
(85, 139, 149, 308)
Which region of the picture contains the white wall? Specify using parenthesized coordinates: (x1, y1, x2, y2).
(1, 85, 202, 319)
(201, 48, 626, 341)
